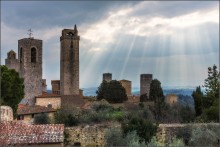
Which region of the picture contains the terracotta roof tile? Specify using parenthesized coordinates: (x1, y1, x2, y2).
(0, 121, 64, 145)
(17, 105, 56, 115)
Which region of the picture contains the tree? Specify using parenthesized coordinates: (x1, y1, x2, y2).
(149, 79, 165, 120)
(1, 65, 24, 116)
(122, 117, 158, 144)
(149, 79, 164, 102)
(96, 80, 128, 103)
(204, 64, 219, 99)
(192, 86, 203, 116)
(140, 93, 148, 102)
(34, 113, 50, 124)
(192, 65, 219, 122)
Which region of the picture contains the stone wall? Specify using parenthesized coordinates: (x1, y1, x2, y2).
(119, 79, 132, 96)
(51, 80, 61, 95)
(0, 106, 13, 122)
(60, 27, 80, 95)
(36, 97, 61, 109)
(157, 123, 220, 145)
(165, 94, 178, 105)
(103, 73, 112, 82)
(18, 38, 43, 105)
(140, 74, 153, 97)
(65, 123, 120, 146)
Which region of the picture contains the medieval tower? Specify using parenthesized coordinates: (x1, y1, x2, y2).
(103, 73, 112, 82)
(18, 38, 43, 105)
(140, 74, 153, 97)
(60, 25, 80, 95)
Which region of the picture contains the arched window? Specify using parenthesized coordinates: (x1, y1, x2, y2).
(31, 47, 36, 63)
(20, 48, 22, 62)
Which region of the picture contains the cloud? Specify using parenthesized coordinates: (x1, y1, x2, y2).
(1, 1, 219, 88)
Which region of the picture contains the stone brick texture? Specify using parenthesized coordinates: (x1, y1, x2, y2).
(103, 73, 112, 82)
(60, 28, 80, 95)
(0, 106, 13, 122)
(140, 74, 153, 97)
(120, 79, 132, 96)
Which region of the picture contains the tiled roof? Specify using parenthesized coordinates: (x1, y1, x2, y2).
(0, 121, 64, 145)
(17, 105, 56, 115)
(36, 91, 60, 98)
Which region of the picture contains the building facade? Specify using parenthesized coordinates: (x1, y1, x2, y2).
(60, 25, 80, 95)
(119, 79, 132, 97)
(140, 74, 153, 97)
(5, 37, 44, 105)
(103, 73, 112, 82)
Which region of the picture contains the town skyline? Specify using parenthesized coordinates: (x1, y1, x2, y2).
(1, 1, 219, 89)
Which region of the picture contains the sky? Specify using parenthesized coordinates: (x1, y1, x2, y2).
(1, 1, 219, 89)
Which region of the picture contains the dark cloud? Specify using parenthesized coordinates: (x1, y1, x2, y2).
(1, 1, 139, 29)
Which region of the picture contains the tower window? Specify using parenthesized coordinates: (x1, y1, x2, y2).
(31, 47, 36, 63)
(20, 47, 22, 62)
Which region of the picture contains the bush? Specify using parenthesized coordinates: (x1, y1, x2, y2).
(105, 127, 126, 146)
(54, 109, 79, 126)
(140, 93, 148, 102)
(189, 125, 219, 146)
(176, 125, 192, 145)
(34, 113, 50, 124)
(122, 117, 158, 143)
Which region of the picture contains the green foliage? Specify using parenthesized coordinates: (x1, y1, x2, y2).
(124, 131, 146, 147)
(189, 125, 219, 146)
(1, 65, 24, 116)
(34, 113, 50, 124)
(139, 102, 144, 108)
(149, 79, 164, 102)
(169, 137, 185, 147)
(54, 109, 79, 126)
(105, 127, 126, 146)
(96, 80, 128, 103)
(204, 64, 219, 99)
(179, 105, 195, 123)
(140, 93, 148, 102)
(193, 65, 219, 122)
(122, 116, 158, 144)
(176, 125, 192, 145)
(149, 79, 165, 121)
(192, 86, 203, 116)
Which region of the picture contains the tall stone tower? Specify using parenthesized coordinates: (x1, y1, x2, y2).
(18, 38, 43, 105)
(140, 74, 153, 97)
(5, 50, 19, 72)
(60, 25, 80, 95)
(103, 73, 112, 82)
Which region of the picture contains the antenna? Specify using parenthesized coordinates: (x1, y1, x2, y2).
(27, 28, 33, 38)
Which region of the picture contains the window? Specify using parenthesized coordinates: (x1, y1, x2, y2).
(20, 47, 22, 62)
(31, 47, 36, 63)
(32, 114, 34, 118)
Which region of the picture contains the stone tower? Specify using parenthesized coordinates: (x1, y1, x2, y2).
(18, 38, 43, 105)
(60, 25, 80, 95)
(140, 74, 153, 97)
(5, 50, 19, 72)
(103, 73, 112, 82)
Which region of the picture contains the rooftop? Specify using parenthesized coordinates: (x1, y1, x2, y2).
(36, 91, 60, 98)
(17, 105, 56, 115)
(0, 121, 64, 145)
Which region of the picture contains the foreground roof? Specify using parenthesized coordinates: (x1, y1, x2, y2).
(0, 121, 64, 145)
(17, 105, 56, 115)
(36, 91, 61, 98)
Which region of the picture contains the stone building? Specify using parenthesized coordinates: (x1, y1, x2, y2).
(35, 92, 61, 109)
(103, 73, 112, 82)
(42, 79, 47, 92)
(165, 94, 178, 105)
(51, 80, 61, 95)
(140, 74, 153, 97)
(17, 105, 56, 124)
(5, 37, 45, 105)
(60, 25, 80, 95)
(0, 106, 13, 122)
(119, 79, 132, 97)
(5, 50, 19, 72)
